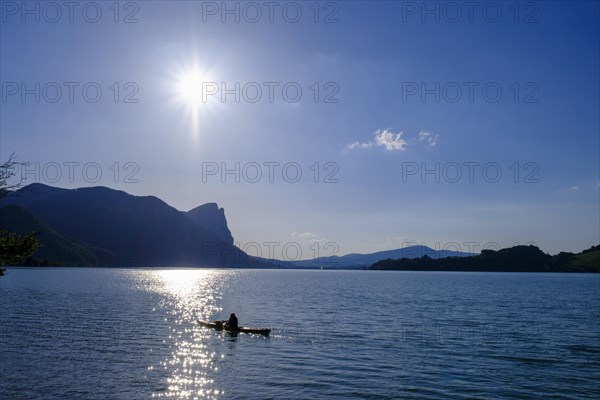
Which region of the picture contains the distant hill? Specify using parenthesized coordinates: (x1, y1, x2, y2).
(292, 245, 475, 269)
(571, 245, 600, 268)
(369, 245, 600, 273)
(0, 183, 259, 267)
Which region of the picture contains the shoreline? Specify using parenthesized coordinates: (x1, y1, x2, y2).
(2, 266, 599, 274)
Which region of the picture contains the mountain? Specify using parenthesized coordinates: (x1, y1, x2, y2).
(0, 183, 257, 267)
(2, 184, 596, 272)
(185, 203, 234, 246)
(291, 245, 475, 269)
(369, 245, 600, 272)
(0, 204, 110, 266)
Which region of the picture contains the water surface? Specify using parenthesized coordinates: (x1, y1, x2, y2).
(1, 268, 599, 399)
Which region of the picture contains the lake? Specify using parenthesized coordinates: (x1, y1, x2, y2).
(1, 268, 599, 399)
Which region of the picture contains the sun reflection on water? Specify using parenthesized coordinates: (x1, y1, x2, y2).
(139, 269, 231, 399)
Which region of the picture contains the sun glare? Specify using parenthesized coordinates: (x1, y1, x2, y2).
(170, 61, 219, 139)
(176, 70, 206, 106)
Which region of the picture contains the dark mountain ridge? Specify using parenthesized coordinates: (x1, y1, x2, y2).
(2, 184, 597, 272)
(0, 204, 110, 266)
(185, 203, 234, 246)
(0, 183, 256, 267)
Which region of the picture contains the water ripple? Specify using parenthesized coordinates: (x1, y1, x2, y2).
(1, 268, 599, 399)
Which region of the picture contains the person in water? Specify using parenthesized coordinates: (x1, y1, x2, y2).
(225, 313, 239, 330)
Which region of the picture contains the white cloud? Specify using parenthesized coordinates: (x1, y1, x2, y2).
(374, 129, 407, 151)
(346, 141, 374, 150)
(346, 129, 440, 152)
(346, 129, 407, 152)
(291, 231, 326, 243)
(569, 185, 580, 191)
(418, 130, 438, 147)
(291, 232, 316, 239)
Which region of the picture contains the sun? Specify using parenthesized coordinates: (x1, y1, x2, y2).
(169, 61, 219, 138)
(176, 69, 206, 106)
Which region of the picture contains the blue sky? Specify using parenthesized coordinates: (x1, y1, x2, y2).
(1, 1, 598, 258)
